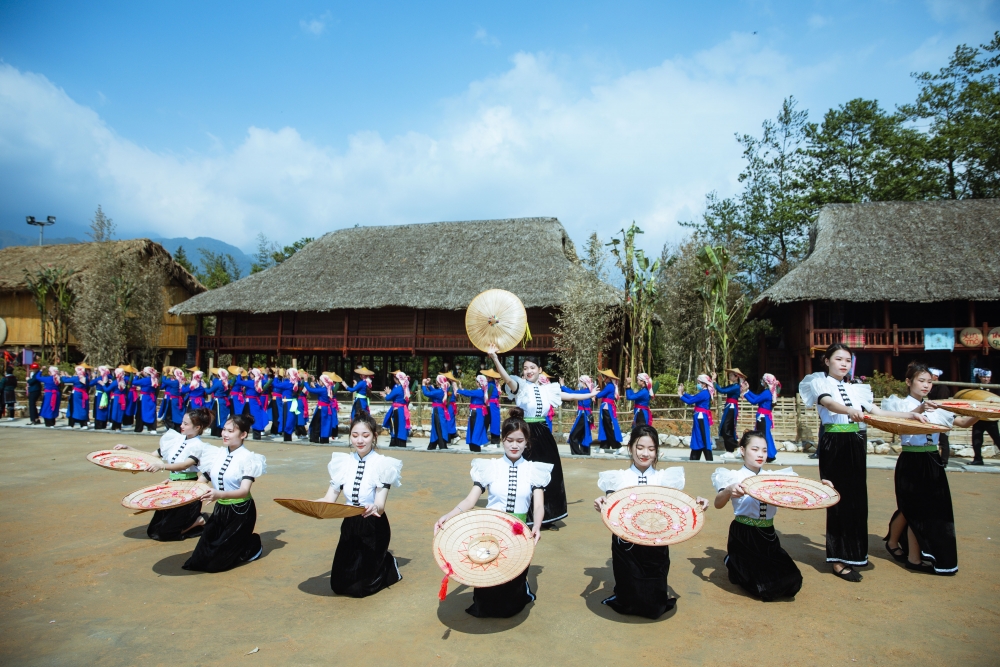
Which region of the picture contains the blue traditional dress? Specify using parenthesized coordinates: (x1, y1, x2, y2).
(744, 389, 777, 461)
(271, 378, 300, 437)
(124, 378, 139, 425)
(344, 379, 371, 420)
(67, 374, 91, 426)
(234, 377, 270, 434)
(679, 388, 713, 460)
(295, 383, 309, 433)
(92, 376, 113, 426)
(421, 385, 450, 450)
(109, 379, 130, 427)
(563, 386, 593, 455)
(714, 381, 742, 453)
(487, 380, 502, 444)
(306, 383, 339, 442)
(595, 383, 622, 447)
(182, 380, 210, 410)
(132, 376, 160, 430)
(209, 377, 232, 434)
(230, 380, 248, 417)
(445, 386, 458, 439)
(39, 375, 63, 425)
(456, 387, 488, 452)
(625, 387, 651, 427)
(158, 377, 186, 427)
(382, 384, 410, 447)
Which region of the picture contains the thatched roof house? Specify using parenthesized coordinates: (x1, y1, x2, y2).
(0, 239, 205, 352)
(749, 200, 1000, 388)
(169, 217, 612, 377)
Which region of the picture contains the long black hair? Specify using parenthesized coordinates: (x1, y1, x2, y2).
(823, 342, 852, 361)
(627, 424, 660, 467)
(501, 407, 532, 457)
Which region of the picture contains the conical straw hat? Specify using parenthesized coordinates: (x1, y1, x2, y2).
(433, 509, 534, 588)
(322, 371, 343, 383)
(934, 400, 1000, 420)
(601, 485, 705, 546)
(87, 449, 162, 473)
(862, 414, 950, 435)
(741, 474, 841, 510)
(121, 480, 212, 511)
(465, 289, 527, 354)
(273, 498, 366, 519)
(481, 369, 502, 379)
(354, 366, 375, 376)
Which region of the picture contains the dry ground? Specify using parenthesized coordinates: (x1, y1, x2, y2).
(1, 428, 998, 666)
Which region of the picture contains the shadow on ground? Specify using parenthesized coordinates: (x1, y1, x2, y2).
(580, 558, 678, 623)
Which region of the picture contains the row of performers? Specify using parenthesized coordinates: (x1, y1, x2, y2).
(114, 342, 964, 621)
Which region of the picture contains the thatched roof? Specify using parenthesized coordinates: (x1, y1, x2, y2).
(0, 239, 205, 295)
(749, 200, 1000, 319)
(171, 217, 608, 315)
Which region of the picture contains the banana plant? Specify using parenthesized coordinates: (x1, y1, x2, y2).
(697, 245, 748, 372)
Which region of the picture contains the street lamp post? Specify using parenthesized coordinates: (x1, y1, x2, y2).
(25, 216, 56, 246)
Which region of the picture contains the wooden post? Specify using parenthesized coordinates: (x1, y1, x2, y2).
(984, 321, 990, 357)
(411, 310, 418, 356)
(194, 315, 202, 369)
(342, 310, 349, 357)
(892, 323, 898, 356)
(277, 313, 283, 356)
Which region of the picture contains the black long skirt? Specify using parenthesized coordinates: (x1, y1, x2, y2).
(182, 499, 262, 572)
(720, 407, 738, 452)
(818, 430, 869, 566)
(524, 422, 567, 524)
(331, 513, 401, 597)
(894, 450, 957, 574)
(567, 414, 591, 455)
(725, 520, 802, 600)
(467, 567, 534, 618)
(602, 536, 674, 619)
(146, 500, 203, 541)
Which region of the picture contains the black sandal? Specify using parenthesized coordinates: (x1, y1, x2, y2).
(906, 560, 935, 574)
(885, 542, 907, 563)
(833, 566, 863, 582)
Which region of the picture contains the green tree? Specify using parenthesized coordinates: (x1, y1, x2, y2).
(197, 250, 243, 289)
(173, 245, 197, 274)
(251, 234, 314, 273)
(553, 233, 614, 381)
(271, 237, 314, 264)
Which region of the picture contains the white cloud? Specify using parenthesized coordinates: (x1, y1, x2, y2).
(925, 0, 995, 23)
(808, 14, 830, 29)
(474, 27, 500, 47)
(0, 34, 812, 254)
(299, 12, 331, 36)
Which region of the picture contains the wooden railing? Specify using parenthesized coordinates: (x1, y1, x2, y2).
(199, 333, 557, 353)
(810, 327, 967, 353)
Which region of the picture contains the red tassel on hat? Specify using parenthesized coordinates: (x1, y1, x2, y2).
(438, 561, 454, 601)
(507, 519, 525, 536)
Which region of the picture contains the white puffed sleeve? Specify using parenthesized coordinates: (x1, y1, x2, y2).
(926, 408, 956, 429)
(528, 462, 553, 489)
(851, 384, 875, 411)
(597, 470, 625, 493)
(541, 382, 563, 411)
(881, 394, 902, 412)
(197, 446, 224, 474)
(770, 467, 798, 477)
(470, 458, 494, 488)
(327, 453, 353, 488)
(240, 451, 267, 479)
(184, 439, 218, 465)
(711, 467, 739, 492)
(376, 455, 403, 488)
(157, 429, 184, 456)
(655, 466, 685, 490)
(798, 372, 828, 408)
(504, 378, 522, 400)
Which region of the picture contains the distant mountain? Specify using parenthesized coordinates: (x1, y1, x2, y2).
(0, 229, 82, 248)
(150, 236, 254, 277)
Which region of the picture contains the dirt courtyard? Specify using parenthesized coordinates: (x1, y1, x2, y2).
(1, 428, 998, 666)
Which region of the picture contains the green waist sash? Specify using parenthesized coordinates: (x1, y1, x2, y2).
(169, 471, 198, 481)
(735, 516, 774, 528)
(216, 495, 252, 505)
(825, 423, 860, 433)
(510, 512, 528, 522)
(901, 445, 938, 453)
(523, 417, 547, 424)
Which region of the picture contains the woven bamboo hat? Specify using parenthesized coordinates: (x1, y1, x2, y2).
(87, 449, 162, 473)
(481, 369, 502, 379)
(118, 364, 138, 374)
(741, 474, 840, 510)
(122, 480, 212, 511)
(862, 414, 950, 435)
(354, 366, 375, 376)
(433, 509, 534, 588)
(442, 371, 458, 382)
(934, 400, 1000, 421)
(209, 367, 222, 376)
(227, 365, 242, 375)
(322, 371, 343, 383)
(78, 362, 93, 370)
(724, 367, 747, 379)
(601, 486, 705, 546)
(465, 289, 528, 354)
(598, 368, 619, 380)
(953, 389, 1000, 403)
(273, 498, 366, 519)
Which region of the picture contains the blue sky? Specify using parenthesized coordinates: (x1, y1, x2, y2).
(1, 1, 997, 253)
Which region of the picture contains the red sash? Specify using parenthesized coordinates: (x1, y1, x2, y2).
(488, 399, 500, 407)
(756, 408, 773, 422)
(73, 386, 88, 400)
(392, 402, 412, 429)
(634, 404, 651, 423)
(578, 406, 592, 413)
(725, 398, 739, 405)
(694, 406, 714, 426)
(44, 388, 58, 411)
(601, 397, 618, 418)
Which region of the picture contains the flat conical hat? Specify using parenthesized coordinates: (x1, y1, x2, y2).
(273, 498, 366, 519)
(601, 485, 705, 546)
(122, 480, 212, 511)
(741, 474, 840, 510)
(433, 509, 534, 587)
(465, 289, 527, 354)
(863, 415, 949, 435)
(934, 400, 1000, 420)
(87, 449, 162, 473)
(953, 389, 1000, 403)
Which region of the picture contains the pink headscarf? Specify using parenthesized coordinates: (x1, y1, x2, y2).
(218, 368, 229, 391)
(190, 370, 203, 390)
(172, 368, 184, 383)
(98, 365, 110, 379)
(75, 365, 86, 381)
(320, 374, 335, 399)
(637, 372, 655, 398)
(49, 366, 61, 384)
(114, 368, 125, 390)
(538, 375, 550, 385)
(475, 374, 488, 397)
(250, 368, 263, 393)
(145, 367, 160, 388)
(762, 373, 782, 401)
(436, 374, 449, 393)
(578, 375, 594, 392)
(395, 371, 410, 400)
(696, 374, 716, 398)
(288, 368, 301, 391)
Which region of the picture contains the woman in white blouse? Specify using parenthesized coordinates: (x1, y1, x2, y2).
(435, 408, 552, 618)
(486, 344, 596, 526)
(712, 431, 829, 600)
(183, 413, 267, 572)
(315, 412, 403, 597)
(114, 407, 218, 541)
(593, 424, 709, 619)
(799, 343, 926, 582)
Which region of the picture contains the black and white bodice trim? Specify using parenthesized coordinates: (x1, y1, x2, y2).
(199, 445, 267, 493)
(471, 457, 553, 515)
(328, 452, 403, 507)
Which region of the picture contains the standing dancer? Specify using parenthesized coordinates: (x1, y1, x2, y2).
(744, 374, 781, 463)
(434, 408, 549, 617)
(108, 368, 130, 431)
(677, 375, 716, 461)
(315, 412, 403, 596)
(483, 369, 503, 444)
(380, 371, 411, 448)
(456, 374, 489, 452)
(712, 431, 824, 600)
(235, 368, 271, 440)
(27, 363, 42, 425)
(306, 373, 340, 443)
(295, 378, 310, 438)
(538, 373, 556, 433)
(969, 368, 1000, 466)
(158, 368, 187, 432)
(269, 368, 283, 436)
(594, 424, 709, 618)
(183, 413, 267, 572)
(67, 365, 91, 429)
(421, 375, 452, 451)
(131, 367, 161, 434)
(714, 368, 746, 453)
(444, 373, 460, 443)
(564, 375, 595, 456)
(883, 362, 971, 575)
(799, 343, 927, 582)
(595, 369, 622, 452)
(1, 365, 14, 421)
(273, 368, 302, 442)
(486, 344, 596, 526)
(209, 368, 232, 437)
(123, 368, 139, 427)
(115, 408, 216, 540)
(624, 373, 655, 427)
(229, 367, 248, 417)
(182, 370, 209, 410)
(39, 366, 63, 428)
(344, 367, 374, 420)
(92, 366, 113, 430)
